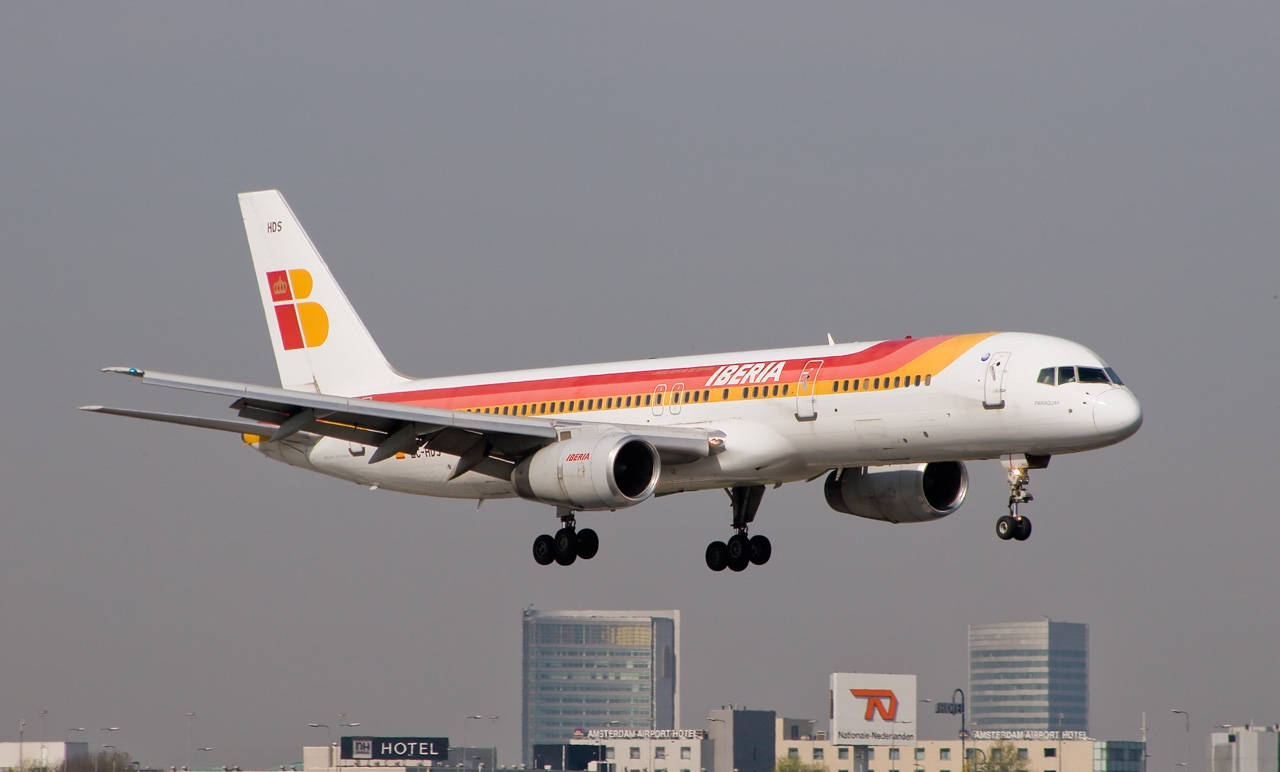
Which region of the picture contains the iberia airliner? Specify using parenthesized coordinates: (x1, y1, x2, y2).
(84, 190, 1143, 572)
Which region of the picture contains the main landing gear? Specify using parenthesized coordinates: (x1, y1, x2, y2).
(705, 485, 772, 572)
(996, 464, 1033, 542)
(532, 509, 599, 566)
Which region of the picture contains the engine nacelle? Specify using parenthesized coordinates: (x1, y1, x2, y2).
(824, 461, 968, 523)
(512, 432, 660, 510)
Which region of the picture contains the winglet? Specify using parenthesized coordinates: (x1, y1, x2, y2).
(102, 366, 145, 377)
(826, 333, 837, 345)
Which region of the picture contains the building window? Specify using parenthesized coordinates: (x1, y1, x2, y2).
(606, 749, 616, 760)
(813, 749, 824, 761)
(1018, 749, 1029, 761)
(889, 749, 900, 760)
(868, 749, 876, 759)
(1044, 749, 1057, 758)
(631, 748, 641, 760)
(680, 748, 691, 760)
(839, 749, 850, 760)
(941, 749, 951, 760)
(654, 748, 665, 759)
(915, 748, 925, 761)
(788, 749, 799, 759)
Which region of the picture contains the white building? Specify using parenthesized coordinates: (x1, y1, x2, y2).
(1210, 725, 1279, 772)
(0, 741, 89, 772)
(568, 729, 710, 772)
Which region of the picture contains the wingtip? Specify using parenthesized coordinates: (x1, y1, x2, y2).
(79, 405, 105, 412)
(102, 366, 145, 377)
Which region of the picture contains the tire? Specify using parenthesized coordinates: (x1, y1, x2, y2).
(728, 551, 749, 572)
(726, 532, 749, 563)
(996, 515, 1016, 540)
(576, 528, 600, 559)
(532, 534, 556, 566)
(705, 541, 728, 572)
(748, 534, 772, 565)
(1014, 516, 1032, 541)
(554, 528, 578, 565)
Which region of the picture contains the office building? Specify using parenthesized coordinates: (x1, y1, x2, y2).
(523, 609, 680, 766)
(969, 620, 1088, 732)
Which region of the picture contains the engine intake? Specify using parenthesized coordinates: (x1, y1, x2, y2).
(825, 461, 968, 523)
(512, 432, 660, 510)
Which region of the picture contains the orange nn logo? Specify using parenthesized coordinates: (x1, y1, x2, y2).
(266, 269, 328, 350)
(850, 689, 898, 721)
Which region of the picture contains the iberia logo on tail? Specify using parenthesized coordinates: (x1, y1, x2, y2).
(266, 269, 328, 349)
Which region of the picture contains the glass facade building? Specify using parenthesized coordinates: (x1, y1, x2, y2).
(968, 620, 1088, 732)
(523, 609, 680, 766)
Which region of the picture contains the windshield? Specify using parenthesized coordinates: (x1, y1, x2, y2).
(1037, 365, 1125, 387)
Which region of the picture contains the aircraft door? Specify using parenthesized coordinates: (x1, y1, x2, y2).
(670, 383, 685, 415)
(651, 384, 667, 416)
(794, 359, 824, 421)
(983, 351, 1011, 409)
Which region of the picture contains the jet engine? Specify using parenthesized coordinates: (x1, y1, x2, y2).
(824, 461, 968, 523)
(512, 432, 660, 510)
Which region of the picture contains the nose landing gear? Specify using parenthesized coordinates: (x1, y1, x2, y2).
(996, 460, 1035, 542)
(706, 485, 773, 572)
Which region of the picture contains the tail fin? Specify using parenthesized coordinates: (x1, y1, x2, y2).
(239, 190, 408, 396)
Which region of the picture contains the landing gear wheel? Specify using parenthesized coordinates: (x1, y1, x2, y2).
(576, 528, 600, 559)
(705, 541, 728, 572)
(726, 532, 749, 564)
(748, 534, 772, 565)
(533, 534, 557, 565)
(728, 551, 749, 572)
(1013, 516, 1032, 541)
(554, 527, 578, 566)
(996, 515, 1016, 541)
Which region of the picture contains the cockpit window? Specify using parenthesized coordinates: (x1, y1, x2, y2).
(1077, 366, 1109, 384)
(1105, 366, 1124, 386)
(1058, 365, 1077, 384)
(1037, 367, 1055, 385)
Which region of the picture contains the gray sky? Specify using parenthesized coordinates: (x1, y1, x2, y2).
(2, 2, 1277, 770)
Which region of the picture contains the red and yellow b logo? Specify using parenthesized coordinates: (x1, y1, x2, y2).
(266, 269, 328, 350)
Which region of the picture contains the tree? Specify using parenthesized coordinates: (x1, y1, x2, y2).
(775, 756, 828, 772)
(978, 741, 1029, 772)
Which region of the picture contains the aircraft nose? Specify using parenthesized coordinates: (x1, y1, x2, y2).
(1093, 388, 1143, 440)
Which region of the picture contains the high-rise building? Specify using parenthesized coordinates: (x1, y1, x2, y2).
(522, 609, 680, 766)
(968, 620, 1088, 732)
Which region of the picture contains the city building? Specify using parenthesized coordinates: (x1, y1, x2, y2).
(523, 609, 680, 766)
(1210, 724, 1280, 772)
(705, 709, 774, 772)
(968, 620, 1088, 732)
(0, 741, 89, 772)
(566, 729, 711, 772)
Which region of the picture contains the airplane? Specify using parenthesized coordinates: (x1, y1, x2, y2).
(83, 190, 1143, 572)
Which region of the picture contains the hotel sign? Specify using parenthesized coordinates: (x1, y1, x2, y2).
(578, 729, 706, 740)
(340, 737, 449, 760)
(970, 730, 1090, 741)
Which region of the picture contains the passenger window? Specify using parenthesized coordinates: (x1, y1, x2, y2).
(874, 378, 880, 389)
(924, 375, 931, 386)
(722, 388, 729, 400)
(578, 400, 585, 410)
(1058, 366, 1077, 384)
(852, 379, 859, 391)
(587, 399, 594, 409)
(752, 386, 760, 398)
(502, 406, 509, 415)
(521, 405, 528, 415)
(683, 390, 691, 403)
(539, 403, 546, 414)
(704, 390, 710, 401)
(606, 397, 613, 408)
(914, 375, 921, 386)
(692, 390, 700, 403)
(833, 380, 840, 392)
(771, 385, 778, 396)
(1037, 367, 1055, 385)
(894, 376, 901, 388)
(782, 384, 789, 395)
(644, 394, 651, 406)
(625, 395, 632, 407)
(863, 379, 870, 390)
(843, 379, 850, 391)
(742, 387, 749, 398)
(1078, 366, 1109, 384)
(559, 401, 566, 412)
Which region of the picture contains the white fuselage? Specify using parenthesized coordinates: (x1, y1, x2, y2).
(252, 331, 1142, 502)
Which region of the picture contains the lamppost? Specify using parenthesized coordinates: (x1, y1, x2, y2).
(465, 714, 498, 770)
(102, 745, 117, 772)
(1172, 709, 1191, 772)
(308, 724, 334, 768)
(931, 689, 966, 772)
(186, 713, 197, 772)
(98, 728, 122, 772)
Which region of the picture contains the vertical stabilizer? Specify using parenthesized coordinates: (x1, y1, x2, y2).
(239, 190, 408, 396)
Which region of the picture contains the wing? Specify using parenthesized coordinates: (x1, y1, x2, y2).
(87, 367, 719, 480)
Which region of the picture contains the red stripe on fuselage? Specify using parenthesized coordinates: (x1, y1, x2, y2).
(364, 336, 953, 411)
